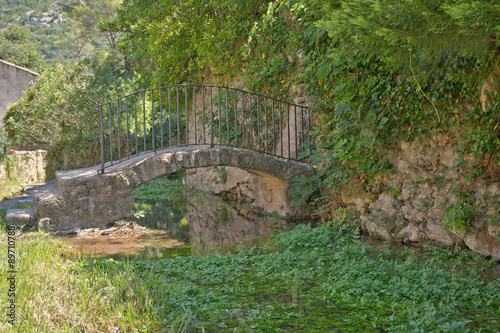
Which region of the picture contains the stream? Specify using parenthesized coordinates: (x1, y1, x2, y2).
(63, 190, 306, 258)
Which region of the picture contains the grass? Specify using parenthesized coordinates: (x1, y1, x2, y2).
(0, 221, 499, 332)
(0, 231, 192, 332)
(0, 178, 24, 202)
(133, 172, 203, 202)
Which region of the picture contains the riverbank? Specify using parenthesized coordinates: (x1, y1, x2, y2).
(0, 221, 499, 332)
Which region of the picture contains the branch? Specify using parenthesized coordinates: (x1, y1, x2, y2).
(410, 51, 441, 123)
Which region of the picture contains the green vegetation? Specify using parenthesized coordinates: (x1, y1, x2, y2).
(5, 0, 499, 194)
(133, 172, 201, 202)
(0, 0, 120, 65)
(0, 127, 7, 162)
(0, 178, 23, 202)
(296, 0, 500, 192)
(0, 222, 499, 332)
(4, 52, 137, 179)
(0, 24, 44, 72)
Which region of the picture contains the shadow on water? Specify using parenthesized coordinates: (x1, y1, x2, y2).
(134, 193, 302, 258)
(64, 187, 303, 259)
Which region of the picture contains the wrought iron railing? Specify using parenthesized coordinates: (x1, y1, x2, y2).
(95, 84, 312, 173)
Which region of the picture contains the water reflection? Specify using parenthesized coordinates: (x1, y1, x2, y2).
(133, 193, 295, 257)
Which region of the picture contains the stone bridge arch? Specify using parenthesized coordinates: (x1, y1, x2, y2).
(34, 147, 313, 233)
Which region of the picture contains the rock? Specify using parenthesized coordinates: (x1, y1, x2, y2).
(397, 160, 410, 174)
(488, 223, 500, 240)
(464, 232, 500, 259)
(441, 148, 458, 168)
(487, 183, 500, 197)
(401, 203, 427, 223)
(368, 193, 401, 218)
(38, 217, 54, 231)
(428, 205, 445, 221)
(399, 223, 421, 242)
(184, 166, 255, 198)
(425, 220, 454, 245)
(354, 197, 368, 214)
(361, 216, 392, 240)
(6, 209, 35, 225)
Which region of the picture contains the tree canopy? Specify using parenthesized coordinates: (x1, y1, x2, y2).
(0, 24, 45, 72)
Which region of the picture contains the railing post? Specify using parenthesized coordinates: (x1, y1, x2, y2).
(242, 91, 245, 149)
(108, 103, 113, 165)
(193, 86, 197, 145)
(257, 95, 260, 151)
(152, 90, 156, 154)
(294, 105, 298, 160)
(168, 87, 172, 147)
(185, 85, 189, 146)
(143, 91, 146, 153)
(134, 94, 138, 156)
(265, 97, 268, 155)
(218, 87, 221, 146)
(176, 86, 180, 146)
(202, 87, 206, 144)
(210, 86, 214, 148)
(99, 106, 105, 173)
(226, 87, 229, 145)
(272, 100, 276, 156)
(234, 89, 237, 146)
(126, 97, 130, 159)
(118, 99, 121, 162)
(280, 101, 283, 157)
(301, 106, 304, 158)
(287, 104, 291, 159)
(160, 88, 164, 148)
(249, 93, 252, 149)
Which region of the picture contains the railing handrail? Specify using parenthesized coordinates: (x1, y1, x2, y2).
(95, 84, 313, 174)
(93, 84, 308, 110)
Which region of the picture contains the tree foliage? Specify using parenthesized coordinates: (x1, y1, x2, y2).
(64, 0, 122, 52)
(0, 127, 7, 163)
(311, 0, 500, 73)
(288, 0, 500, 198)
(0, 24, 45, 72)
(3, 53, 136, 150)
(114, 0, 268, 87)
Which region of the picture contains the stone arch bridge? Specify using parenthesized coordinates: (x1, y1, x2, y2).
(34, 147, 312, 233)
(33, 84, 314, 233)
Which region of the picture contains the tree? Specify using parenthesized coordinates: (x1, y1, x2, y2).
(308, 0, 500, 109)
(52, 22, 96, 61)
(0, 24, 45, 72)
(64, 0, 122, 51)
(113, 0, 266, 87)
(3, 54, 136, 149)
(0, 127, 7, 163)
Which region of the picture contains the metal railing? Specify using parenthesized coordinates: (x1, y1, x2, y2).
(95, 84, 312, 173)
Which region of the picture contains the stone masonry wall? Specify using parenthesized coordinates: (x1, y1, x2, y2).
(0, 149, 46, 184)
(337, 133, 500, 258)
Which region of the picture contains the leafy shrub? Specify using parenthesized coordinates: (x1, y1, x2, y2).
(0, 127, 7, 162)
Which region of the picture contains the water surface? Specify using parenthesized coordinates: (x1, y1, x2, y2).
(65, 192, 304, 258)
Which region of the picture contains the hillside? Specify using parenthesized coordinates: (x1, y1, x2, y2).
(0, 0, 110, 65)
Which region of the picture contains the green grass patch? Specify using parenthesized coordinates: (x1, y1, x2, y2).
(133, 172, 203, 202)
(0, 178, 24, 202)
